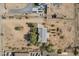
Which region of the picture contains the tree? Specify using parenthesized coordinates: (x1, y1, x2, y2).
(15, 26, 23, 31)
(30, 28, 37, 45)
(57, 49, 62, 54)
(46, 44, 54, 52)
(40, 43, 54, 53)
(40, 43, 47, 50)
(27, 23, 38, 45)
(73, 47, 78, 56)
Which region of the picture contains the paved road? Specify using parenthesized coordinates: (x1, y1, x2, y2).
(9, 3, 33, 14)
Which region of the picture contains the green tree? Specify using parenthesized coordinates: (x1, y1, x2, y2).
(57, 49, 62, 54)
(46, 44, 54, 52)
(40, 43, 54, 53)
(28, 23, 38, 45)
(30, 32, 37, 45)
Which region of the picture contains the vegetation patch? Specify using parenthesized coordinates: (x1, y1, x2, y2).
(15, 26, 23, 31)
(46, 44, 54, 52)
(27, 23, 38, 45)
(57, 49, 62, 54)
(40, 43, 54, 53)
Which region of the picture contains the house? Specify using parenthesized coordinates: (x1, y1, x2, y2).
(32, 6, 44, 16)
(38, 24, 48, 43)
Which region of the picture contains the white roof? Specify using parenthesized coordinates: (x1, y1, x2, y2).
(32, 8, 38, 11)
(38, 24, 48, 43)
(38, 24, 44, 28)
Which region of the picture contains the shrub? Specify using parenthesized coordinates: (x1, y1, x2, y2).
(30, 32, 37, 45)
(73, 47, 78, 56)
(40, 43, 54, 53)
(46, 44, 54, 52)
(57, 49, 62, 54)
(29, 23, 38, 45)
(15, 26, 23, 31)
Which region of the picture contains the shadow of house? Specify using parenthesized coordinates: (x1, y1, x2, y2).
(24, 33, 30, 42)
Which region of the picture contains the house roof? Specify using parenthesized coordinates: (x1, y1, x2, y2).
(38, 24, 48, 43)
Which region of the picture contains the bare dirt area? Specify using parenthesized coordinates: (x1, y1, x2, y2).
(6, 3, 27, 9)
(1, 20, 39, 52)
(44, 19, 75, 50)
(47, 4, 75, 19)
(1, 18, 75, 52)
(0, 3, 77, 56)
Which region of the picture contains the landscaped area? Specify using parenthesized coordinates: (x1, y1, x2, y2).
(27, 23, 38, 45)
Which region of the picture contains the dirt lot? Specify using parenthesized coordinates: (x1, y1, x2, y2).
(6, 3, 27, 9)
(44, 19, 75, 50)
(1, 19, 41, 52)
(0, 3, 76, 53)
(0, 18, 75, 52)
(47, 3, 75, 19)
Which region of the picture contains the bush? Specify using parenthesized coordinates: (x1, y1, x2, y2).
(73, 47, 78, 56)
(40, 43, 54, 53)
(27, 23, 37, 28)
(2, 16, 6, 19)
(40, 43, 47, 50)
(29, 23, 38, 45)
(30, 32, 37, 45)
(57, 49, 62, 54)
(27, 43, 31, 46)
(46, 44, 54, 52)
(15, 26, 23, 31)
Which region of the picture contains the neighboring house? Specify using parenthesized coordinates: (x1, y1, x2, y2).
(3, 3, 46, 18)
(9, 3, 45, 15)
(32, 6, 44, 13)
(38, 24, 48, 43)
(32, 5, 45, 17)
